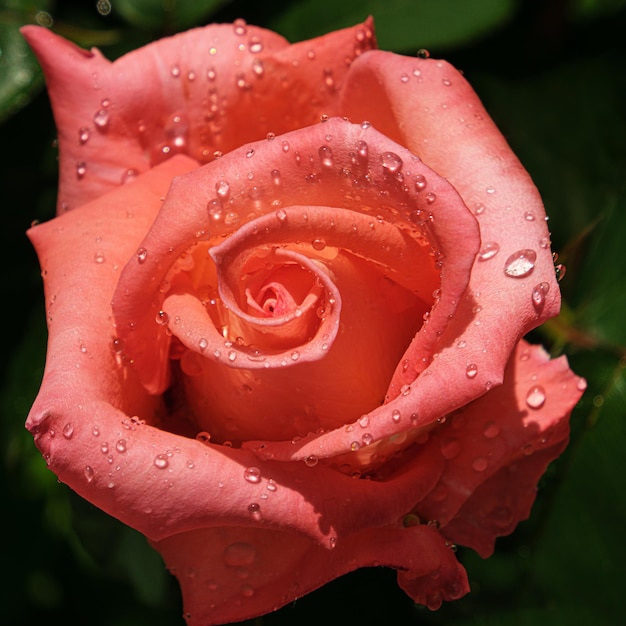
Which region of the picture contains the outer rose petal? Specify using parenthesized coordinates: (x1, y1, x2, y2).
(419, 340, 586, 557)
(340, 50, 561, 409)
(21, 19, 375, 213)
(155, 524, 468, 625)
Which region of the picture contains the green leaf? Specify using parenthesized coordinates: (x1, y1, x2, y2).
(270, 0, 517, 52)
(112, 0, 228, 32)
(0, 9, 45, 122)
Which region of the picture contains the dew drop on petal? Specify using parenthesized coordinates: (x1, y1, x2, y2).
(483, 421, 500, 439)
(115, 439, 127, 453)
(215, 180, 230, 199)
(441, 437, 461, 460)
(531, 282, 550, 308)
(304, 455, 318, 467)
(79, 127, 90, 144)
(380, 151, 402, 174)
(472, 457, 488, 472)
(243, 466, 262, 483)
(136, 247, 148, 263)
(93, 108, 110, 129)
(504, 249, 537, 278)
(62, 423, 74, 439)
(154, 454, 169, 469)
(465, 363, 478, 379)
(478, 241, 500, 261)
(526, 385, 546, 409)
(84, 465, 94, 482)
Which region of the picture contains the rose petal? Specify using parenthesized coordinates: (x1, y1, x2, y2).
(21, 19, 375, 213)
(154, 524, 468, 625)
(417, 340, 585, 556)
(340, 50, 561, 399)
(113, 117, 479, 402)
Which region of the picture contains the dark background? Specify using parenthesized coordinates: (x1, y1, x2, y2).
(1, 0, 625, 624)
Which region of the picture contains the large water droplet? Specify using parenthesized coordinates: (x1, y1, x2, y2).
(115, 439, 127, 453)
(93, 108, 110, 129)
(136, 247, 148, 264)
(380, 151, 402, 174)
(526, 385, 546, 409)
(62, 423, 74, 439)
(472, 457, 488, 472)
(318, 145, 333, 167)
(243, 466, 262, 483)
(215, 180, 230, 199)
(465, 363, 478, 379)
(483, 421, 500, 439)
(478, 242, 500, 261)
(504, 249, 537, 278)
(531, 282, 550, 309)
(154, 454, 169, 469)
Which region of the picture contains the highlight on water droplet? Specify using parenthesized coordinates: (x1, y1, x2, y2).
(465, 363, 478, 379)
(243, 466, 262, 483)
(504, 249, 537, 278)
(154, 454, 169, 469)
(526, 385, 546, 409)
(531, 282, 550, 309)
(380, 151, 402, 174)
(477, 241, 500, 261)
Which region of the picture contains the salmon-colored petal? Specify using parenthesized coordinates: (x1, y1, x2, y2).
(21, 20, 375, 213)
(416, 340, 585, 556)
(113, 118, 478, 413)
(340, 50, 560, 416)
(154, 523, 468, 625)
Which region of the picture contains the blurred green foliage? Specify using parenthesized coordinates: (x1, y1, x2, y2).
(1, 0, 625, 625)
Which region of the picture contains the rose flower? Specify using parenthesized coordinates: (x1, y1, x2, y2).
(23, 18, 585, 625)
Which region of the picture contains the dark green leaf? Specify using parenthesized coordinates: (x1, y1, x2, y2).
(270, 0, 516, 52)
(112, 0, 228, 32)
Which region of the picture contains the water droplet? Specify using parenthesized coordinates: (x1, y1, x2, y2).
(62, 423, 74, 439)
(442, 77, 452, 86)
(381, 151, 402, 174)
(304, 455, 318, 467)
(115, 439, 127, 453)
(524, 211, 535, 221)
(362, 433, 374, 445)
(275, 209, 287, 222)
(240, 583, 255, 598)
(76, 161, 87, 178)
(246, 148, 255, 158)
(94, 251, 105, 264)
(477, 241, 500, 261)
(504, 249, 536, 278)
(79, 127, 90, 144)
(233, 18, 247, 36)
(196, 431, 211, 444)
(441, 437, 461, 460)
(224, 542, 256, 566)
(472, 456, 488, 472)
(425, 192, 436, 204)
(154, 454, 169, 469)
(526, 385, 546, 409)
(84, 465, 94, 482)
(248, 35, 263, 53)
(311, 238, 326, 251)
(414, 174, 427, 191)
(243, 466, 262, 483)
(155, 310, 169, 325)
(247, 502, 261, 519)
(391, 409, 401, 423)
(483, 421, 500, 439)
(416, 49, 430, 58)
(93, 108, 109, 129)
(577, 378, 588, 392)
(358, 415, 369, 428)
(318, 145, 333, 167)
(531, 282, 550, 309)
(136, 247, 148, 263)
(465, 363, 478, 379)
(290, 350, 300, 361)
(215, 180, 230, 199)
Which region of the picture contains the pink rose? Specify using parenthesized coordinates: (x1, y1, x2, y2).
(24, 18, 584, 625)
